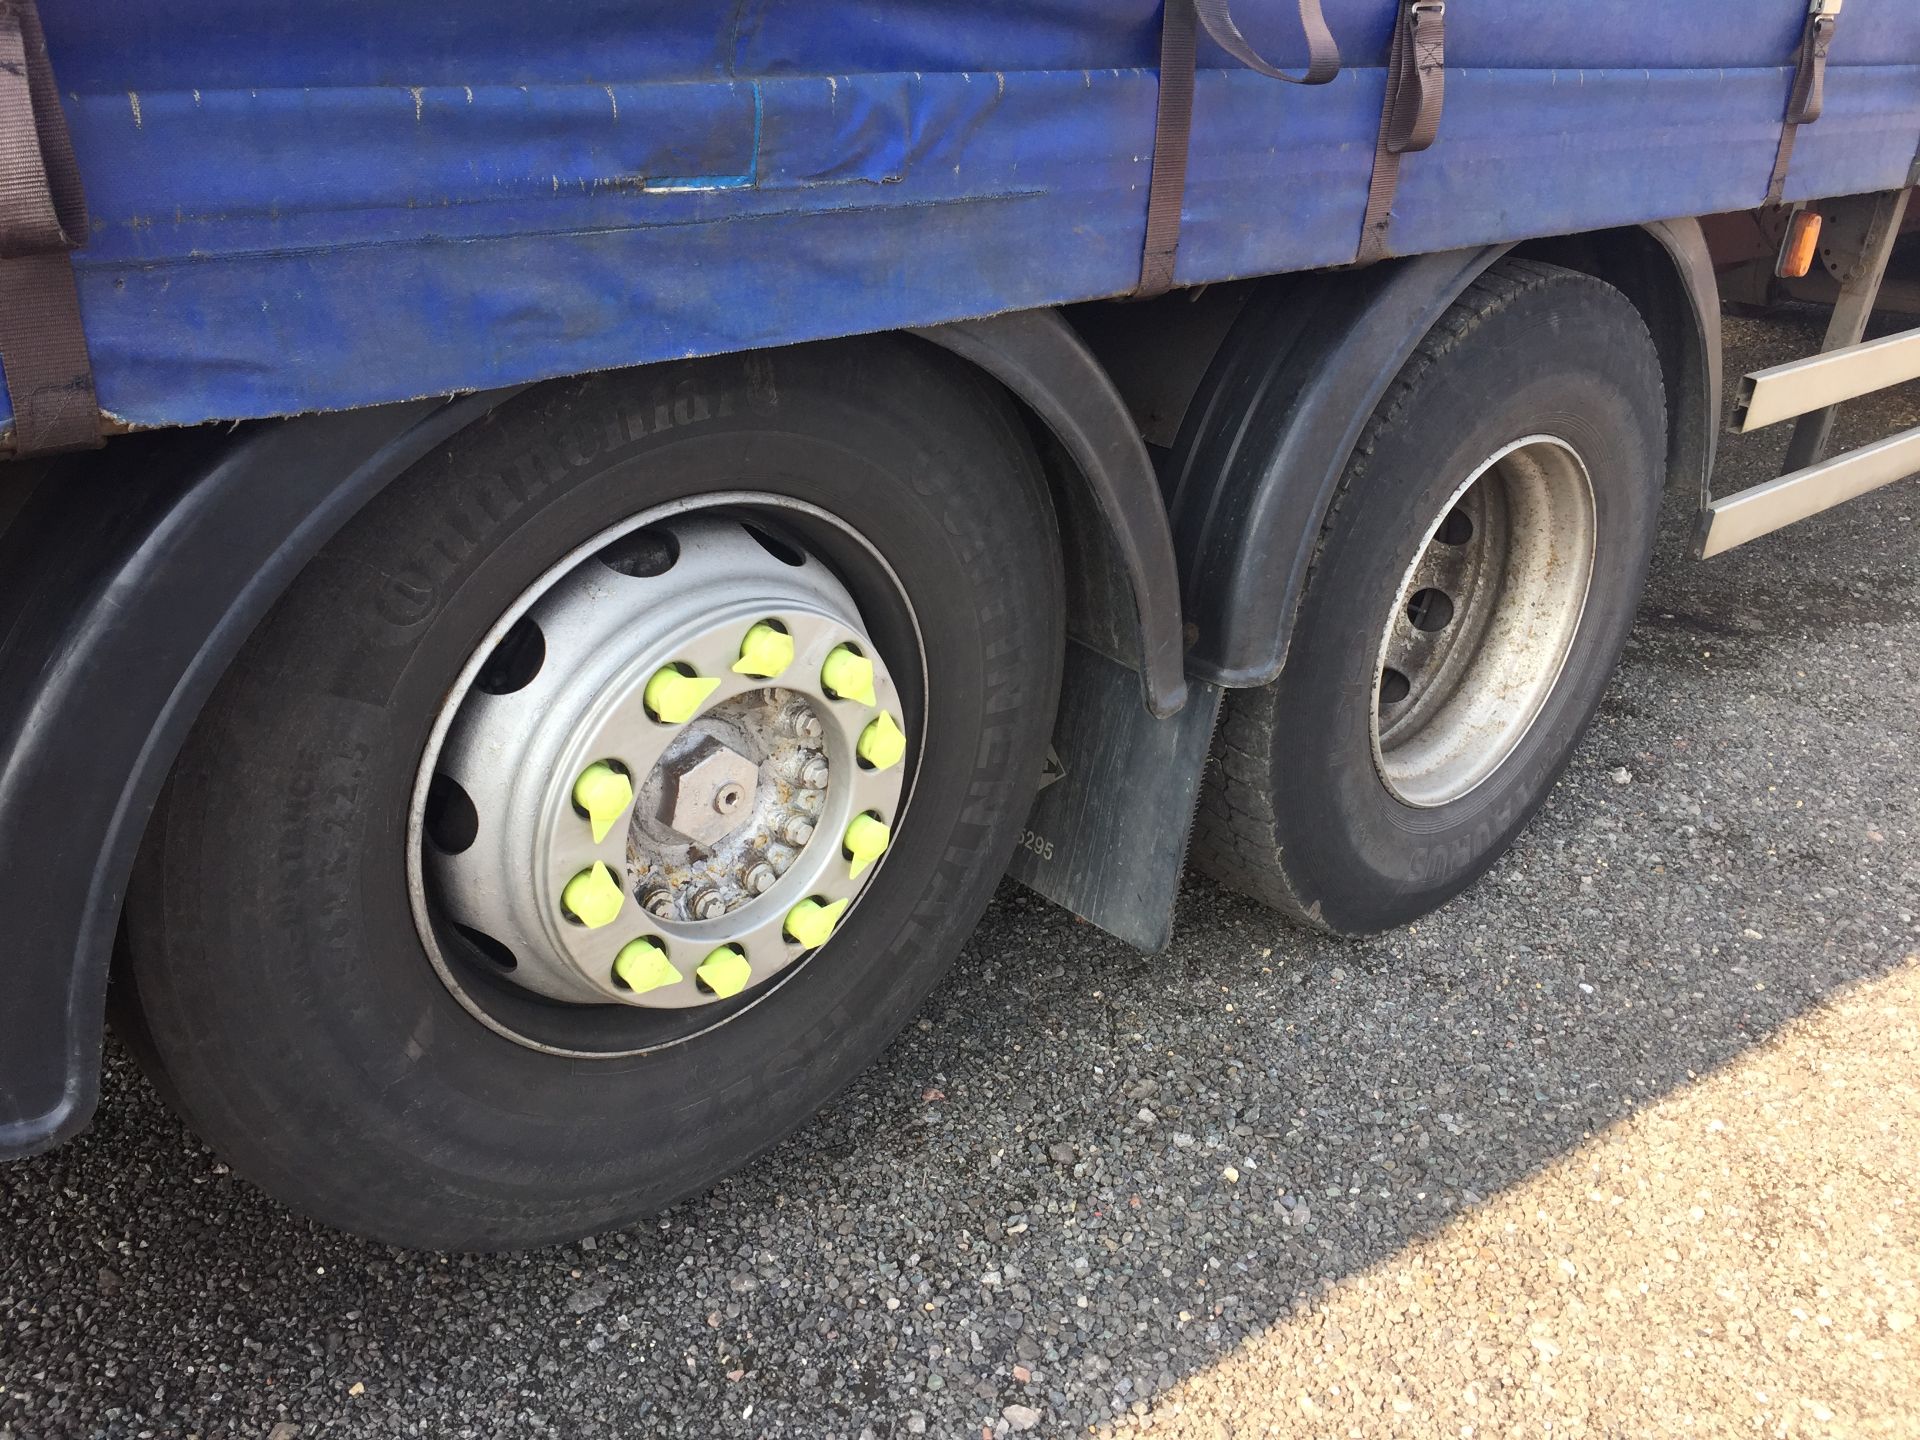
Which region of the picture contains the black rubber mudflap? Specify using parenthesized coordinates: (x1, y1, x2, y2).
(1005, 640, 1223, 952)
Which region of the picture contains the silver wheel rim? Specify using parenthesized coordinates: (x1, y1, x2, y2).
(406, 496, 920, 1056)
(1369, 435, 1596, 809)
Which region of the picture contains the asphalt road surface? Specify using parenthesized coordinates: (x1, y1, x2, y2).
(4, 311, 1917, 1440)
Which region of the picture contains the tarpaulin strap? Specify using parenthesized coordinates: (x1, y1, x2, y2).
(0, 0, 98, 455)
(1355, 0, 1446, 266)
(1137, 0, 1340, 297)
(1764, 0, 1840, 210)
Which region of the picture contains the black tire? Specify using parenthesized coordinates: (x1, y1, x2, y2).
(1192, 260, 1666, 935)
(123, 337, 1063, 1249)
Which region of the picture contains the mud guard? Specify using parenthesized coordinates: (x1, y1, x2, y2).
(1005, 642, 1223, 953)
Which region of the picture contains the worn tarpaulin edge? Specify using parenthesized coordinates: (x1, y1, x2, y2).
(1136, 0, 1340, 299)
(0, 0, 99, 455)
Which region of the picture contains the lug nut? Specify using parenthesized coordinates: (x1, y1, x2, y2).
(746, 862, 777, 894)
(799, 756, 831, 789)
(614, 937, 682, 996)
(572, 761, 634, 843)
(792, 786, 823, 816)
(691, 889, 727, 921)
(732, 621, 794, 679)
(696, 945, 752, 999)
(821, 644, 877, 706)
(857, 712, 907, 771)
(562, 862, 626, 928)
(781, 814, 816, 846)
(844, 812, 891, 879)
(645, 664, 721, 724)
(643, 888, 678, 919)
(784, 896, 851, 949)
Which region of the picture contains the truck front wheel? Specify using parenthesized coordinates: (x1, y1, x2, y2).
(1193, 260, 1667, 934)
(122, 338, 1063, 1249)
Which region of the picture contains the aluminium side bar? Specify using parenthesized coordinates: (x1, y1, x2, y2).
(1732, 324, 1920, 432)
(1696, 420, 1920, 557)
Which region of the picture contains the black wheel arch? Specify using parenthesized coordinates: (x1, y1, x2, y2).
(1165, 220, 1718, 690)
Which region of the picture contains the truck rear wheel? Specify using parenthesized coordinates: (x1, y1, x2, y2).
(122, 338, 1063, 1249)
(1193, 260, 1666, 934)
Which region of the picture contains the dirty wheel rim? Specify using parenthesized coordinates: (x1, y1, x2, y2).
(407, 495, 920, 1057)
(1370, 436, 1596, 809)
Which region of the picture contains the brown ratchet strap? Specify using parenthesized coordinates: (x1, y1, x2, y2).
(1137, 0, 1341, 297)
(1355, 0, 1446, 265)
(0, 0, 99, 455)
(1764, 0, 1840, 210)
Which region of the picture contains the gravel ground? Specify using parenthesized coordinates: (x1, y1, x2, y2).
(3, 311, 1918, 1440)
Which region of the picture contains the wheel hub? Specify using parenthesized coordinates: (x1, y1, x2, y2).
(628, 689, 831, 922)
(413, 512, 910, 1015)
(1369, 435, 1596, 808)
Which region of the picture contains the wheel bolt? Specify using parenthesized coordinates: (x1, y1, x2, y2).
(857, 712, 907, 771)
(792, 786, 823, 815)
(821, 644, 877, 706)
(732, 621, 794, 679)
(572, 761, 633, 843)
(844, 812, 890, 879)
(799, 757, 831, 789)
(691, 889, 727, 921)
(643, 888, 678, 918)
(781, 814, 816, 847)
(746, 862, 777, 894)
(784, 896, 850, 949)
(696, 945, 752, 998)
(777, 701, 823, 740)
(562, 862, 625, 929)
(645, 664, 720, 724)
(614, 937, 682, 995)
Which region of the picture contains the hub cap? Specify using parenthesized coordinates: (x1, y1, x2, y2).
(410, 509, 910, 1025)
(1370, 436, 1596, 808)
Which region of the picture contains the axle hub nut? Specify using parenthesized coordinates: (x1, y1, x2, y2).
(661, 740, 762, 845)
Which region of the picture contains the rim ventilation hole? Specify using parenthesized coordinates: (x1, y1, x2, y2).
(1406, 588, 1455, 633)
(1380, 668, 1412, 707)
(742, 521, 807, 567)
(474, 617, 546, 695)
(453, 923, 520, 972)
(597, 527, 680, 577)
(1435, 507, 1475, 545)
(424, 774, 479, 854)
